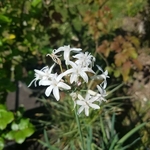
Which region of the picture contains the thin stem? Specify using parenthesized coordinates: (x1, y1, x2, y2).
(74, 107, 85, 150)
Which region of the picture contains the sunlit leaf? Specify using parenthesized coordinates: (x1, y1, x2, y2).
(0, 137, 4, 150)
(128, 48, 138, 59)
(0, 14, 11, 23)
(0, 107, 14, 130)
(31, 0, 41, 7)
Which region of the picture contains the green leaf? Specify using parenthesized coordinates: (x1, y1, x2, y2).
(23, 127, 35, 137)
(72, 18, 82, 32)
(31, 0, 41, 7)
(14, 130, 26, 144)
(0, 108, 14, 130)
(114, 69, 121, 78)
(11, 122, 19, 131)
(5, 131, 14, 140)
(18, 118, 30, 130)
(128, 48, 138, 59)
(0, 14, 11, 23)
(0, 40, 3, 46)
(115, 122, 147, 149)
(5, 118, 35, 144)
(0, 137, 4, 150)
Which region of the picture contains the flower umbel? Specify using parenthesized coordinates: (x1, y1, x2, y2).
(28, 45, 109, 116)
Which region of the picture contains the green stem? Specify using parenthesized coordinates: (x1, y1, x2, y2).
(75, 108, 85, 150)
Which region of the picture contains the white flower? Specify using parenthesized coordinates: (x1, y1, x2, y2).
(96, 85, 107, 103)
(53, 45, 82, 65)
(28, 64, 55, 87)
(76, 93, 100, 116)
(40, 73, 71, 101)
(73, 52, 95, 68)
(62, 61, 95, 84)
(91, 65, 109, 89)
(87, 89, 107, 103)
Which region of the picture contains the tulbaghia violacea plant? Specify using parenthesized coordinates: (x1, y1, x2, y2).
(28, 45, 109, 116)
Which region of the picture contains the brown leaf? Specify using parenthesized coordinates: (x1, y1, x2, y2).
(132, 58, 143, 70)
(122, 61, 131, 81)
(114, 52, 128, 67)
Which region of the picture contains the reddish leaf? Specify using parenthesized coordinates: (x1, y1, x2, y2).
(122, 61, 131, 81)
(132, 58, 143, 70)
(114, 52, 128, 67)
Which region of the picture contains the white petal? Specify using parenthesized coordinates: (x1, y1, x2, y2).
(60, 69, 74, 78)
(28, 79, 36, 87)
(53, 86, 60, 101)
(70, 48, 82, 52)
(88, 90, 97, 96)
(78, 106, 84, 115)
(48, 63, 55, 74)
(39, 79, 44, 86)
(102, 80, 107, 89)
(83, 67, 95, 74)
(56, 73, 64, 82)
(96, 65, 103, 72)
(89, 96, 100, 103)
(34, 69, 45, 76)
(73, 53, 83, 58)
(79, 71, 88, 83)
(76, 100, 86, 105)
(41, 66, 48, 71)
(101, 74, 107, 80)
(45, 85, 54, 97)
(85, 93, 90, 100)
(40, 80, 51, 86)
(104, 70, 108, 76)
(89, 103, 100, 109)
(64, 51, 70, 64)
(68, 61, 77, 68)
(77, 94, 84, 100)
(58, 82, 71, 90)
(53, 46, 64, 54)
(34, 80, 38, 87)
(91, 75, 103, 80)
(70, 73, 78, 83)
(85, 107, 89, 116)
(97, 85, 103, 94)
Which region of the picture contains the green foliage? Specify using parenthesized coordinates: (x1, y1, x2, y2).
(0, 104, 35, 148)
(5, 118, 35, 144)
(0, 137, 4, 150)
(36, 83, 148, 150)
(0, 105, 14, 130)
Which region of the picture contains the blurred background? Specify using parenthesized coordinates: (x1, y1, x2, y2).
(0, 0, 150, 150)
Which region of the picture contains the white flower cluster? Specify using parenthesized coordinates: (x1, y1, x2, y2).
(28, 45, 109, 116)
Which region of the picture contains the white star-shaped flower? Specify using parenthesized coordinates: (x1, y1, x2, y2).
(28, 64, 55, 87)
(40, 73, 71, 101)
(73, 52, 95, 68)
(91, 65, 109, 89)
(62, 61, 95, 84)
(96, 85, 107, 103)
(76, 93, 100, 116)
(87, 89, 107, 104)
(53, 45, 82, 65)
